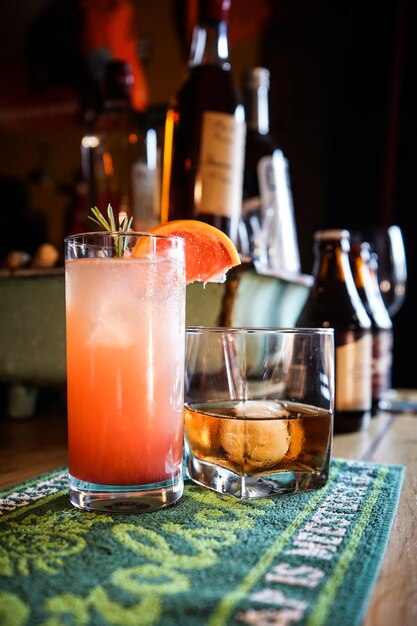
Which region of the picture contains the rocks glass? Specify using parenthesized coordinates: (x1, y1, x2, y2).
(184, 327, 334, 499)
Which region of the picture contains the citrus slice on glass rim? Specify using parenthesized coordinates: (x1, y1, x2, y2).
(132, 219, 241, 285)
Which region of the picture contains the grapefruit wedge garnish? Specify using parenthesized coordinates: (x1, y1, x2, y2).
(132, 220, 241, 285)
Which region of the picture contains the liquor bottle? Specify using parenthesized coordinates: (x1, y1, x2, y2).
(81, 60, 160, 230)
(349, 242, 393, 415)
(242, 67, 300, 273)
(295, 229, 372, 432)
(161, 0, 246, 246)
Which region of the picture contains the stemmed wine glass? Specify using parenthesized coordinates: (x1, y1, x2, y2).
(358, 225, 407, 317)
(357, 225, 413, 412)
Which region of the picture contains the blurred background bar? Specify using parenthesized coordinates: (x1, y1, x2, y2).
(0, 0, 415, 402)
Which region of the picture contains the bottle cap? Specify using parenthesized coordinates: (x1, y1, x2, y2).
(244, 67, 270, 91)
(314, 229, 350, 241)
(200, 0, 232, 23)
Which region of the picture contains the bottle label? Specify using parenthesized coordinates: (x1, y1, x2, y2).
(372, 330, 393, 396)
(197, 111, 246, 220)
(256, 151, 300, 273)
(336, 332, 372, 411)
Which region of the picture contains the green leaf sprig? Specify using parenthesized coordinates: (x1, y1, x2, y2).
(88, 204, 133, 257)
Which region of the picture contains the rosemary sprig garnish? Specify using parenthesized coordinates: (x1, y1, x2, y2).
(88, 204, 133, 256)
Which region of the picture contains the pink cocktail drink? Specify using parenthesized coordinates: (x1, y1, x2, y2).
(65, 232, 185, 512)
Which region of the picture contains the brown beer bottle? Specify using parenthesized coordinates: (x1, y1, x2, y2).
(296, 229, 372, 432)
(349, 242, 393, 415)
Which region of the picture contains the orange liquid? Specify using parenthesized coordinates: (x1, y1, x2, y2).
(66, 257, 185, 486)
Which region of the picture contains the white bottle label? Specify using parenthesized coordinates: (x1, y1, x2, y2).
(197, 111, 246, 220)
(336, 333, 372, 410)
(257, 151, 300, 273)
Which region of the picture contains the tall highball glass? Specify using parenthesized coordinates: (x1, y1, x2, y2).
(64, 231, 186, 512)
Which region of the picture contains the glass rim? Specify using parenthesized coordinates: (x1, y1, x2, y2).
(186, 326, 334, 336)
(64, 231, 184, 245)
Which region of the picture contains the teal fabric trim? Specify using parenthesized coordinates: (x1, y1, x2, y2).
(0, 459, 404, 626)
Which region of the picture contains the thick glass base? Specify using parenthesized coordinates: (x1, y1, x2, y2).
(68, 473, 183, 513)
(187, 455, 329, 500)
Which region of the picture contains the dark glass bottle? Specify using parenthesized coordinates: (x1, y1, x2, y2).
(161, 0, 246, 246)
(242, 67, 300, 273)
(296, 229, 372, 432)
(81, 60, 160, 230)
(349, 242, 393, 414)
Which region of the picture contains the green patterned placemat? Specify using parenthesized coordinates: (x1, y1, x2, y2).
(0, 459, 404, 626)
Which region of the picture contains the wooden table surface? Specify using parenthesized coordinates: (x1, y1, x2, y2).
(0, 408, 415, 626)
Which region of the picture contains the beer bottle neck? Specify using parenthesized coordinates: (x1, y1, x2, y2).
(313, 238, 352, 285)
(312, 233, 371, 329)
